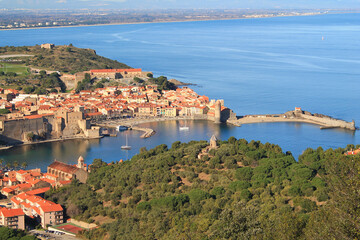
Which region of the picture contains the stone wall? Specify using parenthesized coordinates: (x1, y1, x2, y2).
(300, 113, 355, 130)
(68, 219, 97, 229)
(60, 74, 82, 90)
(0, 117, 55, 143)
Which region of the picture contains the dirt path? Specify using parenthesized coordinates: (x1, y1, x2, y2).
(0, 54, 34, 58)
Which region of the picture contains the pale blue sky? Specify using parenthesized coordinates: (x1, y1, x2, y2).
(0, 0, 360, 9)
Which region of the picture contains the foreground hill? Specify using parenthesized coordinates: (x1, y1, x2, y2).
(45, 138, 360, 240)
(0, 45, 130, 74)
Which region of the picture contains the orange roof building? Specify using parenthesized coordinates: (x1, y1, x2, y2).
(0, 207, 25, 230)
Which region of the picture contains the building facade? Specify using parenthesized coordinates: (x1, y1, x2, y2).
(47, 157, 88, 183)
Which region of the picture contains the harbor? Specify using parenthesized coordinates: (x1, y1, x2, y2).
(96, 116, 207, 138)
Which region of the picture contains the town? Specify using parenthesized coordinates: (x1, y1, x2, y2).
(0, 59, 235, 147)
(0, 156, 93, 237)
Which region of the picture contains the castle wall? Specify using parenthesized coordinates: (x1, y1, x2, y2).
(85, 126, 100, 138)
(0, 117, 55, 143)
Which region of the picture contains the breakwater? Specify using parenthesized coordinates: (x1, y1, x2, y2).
(227, 109, 356, 131)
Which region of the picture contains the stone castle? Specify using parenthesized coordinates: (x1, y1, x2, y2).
(0, 106, 100, 145)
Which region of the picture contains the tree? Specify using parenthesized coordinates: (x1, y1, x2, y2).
(133, 77, 144, 83)
(35, 87, 47, 95)
(39, 70, 47, 77)
(23, 86, 34, 94)
(26, 132, 35, 142)
(210, 202, 261, 239)
(0, 109, 10, 115)
(305, 155, 360, 240)
(6, 162, 12, 169)
(95, 82, 104, 89)
(235, 167, 254, 181)
(21, 162, 28, 170)
(13, 161, 19, 170)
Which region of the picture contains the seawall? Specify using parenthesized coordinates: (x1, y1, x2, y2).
(227, 110, 356, 131)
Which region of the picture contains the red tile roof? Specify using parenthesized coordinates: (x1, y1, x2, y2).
(1, 187, 14, 193)
(39, 203, 63, 213)
(48, 161, 79, 174)
(25, 187, 50, 196)
(90, 68, 141, 73)
(16, 170, 27, 175)
(1, 208, 24, 217)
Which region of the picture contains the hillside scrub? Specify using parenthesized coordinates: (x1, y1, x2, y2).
(0, 45, 130, 73)
(45, 138, 360, 239)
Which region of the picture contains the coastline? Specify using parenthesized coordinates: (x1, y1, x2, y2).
(0, 135, 103, 151)
(96, 116, 208, 138)
(0, 12, 326, 32)
(0, 117, 208, 151)
(1, 110, 355, 151)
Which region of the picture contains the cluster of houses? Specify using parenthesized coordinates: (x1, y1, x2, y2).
(0, 84, 235, 144)
(0, 84, 229, 122)
(344, 148, 360, 156)
(0, 157, 89, 230)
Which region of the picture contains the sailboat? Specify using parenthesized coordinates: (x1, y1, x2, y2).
(179, 119, 189, 131)
(121, 134, 132, 150)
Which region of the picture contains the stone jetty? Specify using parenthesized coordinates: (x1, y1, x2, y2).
(227, 107, 356, 131)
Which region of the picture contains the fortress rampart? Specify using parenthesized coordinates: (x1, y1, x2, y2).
(228, 108, 356, 131)
(0, 117, 54, 144)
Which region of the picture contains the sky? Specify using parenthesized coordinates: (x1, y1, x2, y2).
(0, 0, 360, 9)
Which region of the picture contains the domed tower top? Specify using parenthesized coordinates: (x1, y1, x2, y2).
(77, 156, 85, 170)
(210, 134, 218, 149)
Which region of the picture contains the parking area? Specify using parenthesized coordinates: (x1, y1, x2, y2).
(29, 229, 79, 240)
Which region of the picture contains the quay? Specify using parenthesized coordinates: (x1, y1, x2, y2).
(96, 116, 207, 138)
(227, 108, 356, 131)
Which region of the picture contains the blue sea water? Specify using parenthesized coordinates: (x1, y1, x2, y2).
(0, 13, 360, 170)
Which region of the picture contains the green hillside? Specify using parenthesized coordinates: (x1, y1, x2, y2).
(44, 138, 360, 239)
(0, 45, 131, 93)
(0, 45, 131, 74)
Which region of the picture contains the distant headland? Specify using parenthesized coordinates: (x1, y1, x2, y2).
(0, 9, 334, 31)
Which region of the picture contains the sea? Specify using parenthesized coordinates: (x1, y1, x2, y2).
(0, 13, 360, 171)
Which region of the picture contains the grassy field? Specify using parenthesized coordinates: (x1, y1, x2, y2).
(0, 63, 29, 75)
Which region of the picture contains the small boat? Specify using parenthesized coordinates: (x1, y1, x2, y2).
(179, 120, 189, 131)
(121, 134, 131, 150)
(117, 125, 128, 131)
(179, 126, 189, 131)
